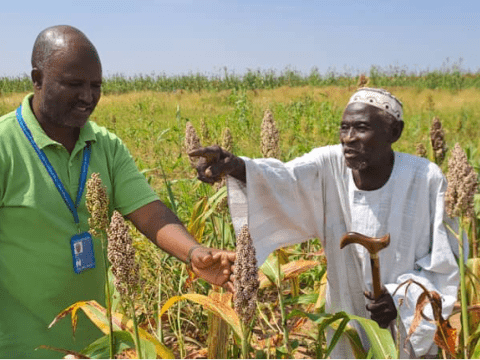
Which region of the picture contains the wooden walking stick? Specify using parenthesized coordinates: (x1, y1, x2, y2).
(340, 232, 391, 299)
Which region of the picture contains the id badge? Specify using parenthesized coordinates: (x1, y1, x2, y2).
(71, 232, 96, 274)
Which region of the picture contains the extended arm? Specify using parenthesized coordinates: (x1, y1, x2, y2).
(126, 200, 235, 291)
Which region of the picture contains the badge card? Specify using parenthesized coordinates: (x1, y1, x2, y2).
(70, 232, 96, 274)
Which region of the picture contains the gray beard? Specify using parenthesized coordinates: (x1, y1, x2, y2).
(346, 158, 368, 171)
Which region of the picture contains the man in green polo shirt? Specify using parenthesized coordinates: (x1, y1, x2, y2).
(0, 25, 235, 358)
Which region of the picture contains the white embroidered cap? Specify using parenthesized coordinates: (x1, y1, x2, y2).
(347, 87, 403, 121)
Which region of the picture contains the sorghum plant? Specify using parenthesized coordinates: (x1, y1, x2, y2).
(234, 225, 259, 358)
(260, 109, 280, 159)
(222, 127, 233, 153)
(430, 117, 447, 165)
(107, 211, 143, 359)
(185, 121, 202, 168)
(416, 143, 427, 158)
(86, 172, 109, 237)
(445, 143, 478, 357)
(85, 173, 114, 358)
(201, 118, 210, 142)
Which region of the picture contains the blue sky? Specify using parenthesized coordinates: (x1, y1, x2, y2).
(1, 0, 479, 77)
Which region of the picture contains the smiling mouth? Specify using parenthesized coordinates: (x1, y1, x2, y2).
(343, 148, 360, 157)
(73, 105, 93, 114)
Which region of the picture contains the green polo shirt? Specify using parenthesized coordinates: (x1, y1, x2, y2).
(0, 94, 159, 358)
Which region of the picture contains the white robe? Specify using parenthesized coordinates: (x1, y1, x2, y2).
(227, 144, 462, 358)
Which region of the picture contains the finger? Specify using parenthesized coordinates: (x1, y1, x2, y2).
(193, 250, 213, 269)
(188, 147, 217, 158)
(206, 156, 239, 179)
(224, 281, 234, 293)
(212, 250, 235, 259)
(364, 290, 374, 301)
(211, 250, 222, 260)
(200, 251, 213, 265)
(366, 302, 386, 313)
(197, 165, 222, 183)
(210, 251, 230, 268)
(197, 172, 217, 184)
(188, 146, 223, 161)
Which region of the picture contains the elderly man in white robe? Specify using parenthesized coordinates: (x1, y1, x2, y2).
(190, 88, 461, 358)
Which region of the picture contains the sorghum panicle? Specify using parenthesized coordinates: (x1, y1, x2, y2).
(357, 74, 369, 88)
(260, 109, 280, 159)
(107, 211, 140, 298)
(445, 143, 478, 219)
(416, 143, 427, 158)
(430, 117, 447, 165)
(234, 225, 259, 325)
(86, 173, 110, 237)
(185, 121, 202, 167)
(222, 127, 233, 153)
(201, 118, 210, 142)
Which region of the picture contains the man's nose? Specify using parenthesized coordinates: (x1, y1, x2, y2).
(78, 84, 93, 103)
(342, 128, 357, 142)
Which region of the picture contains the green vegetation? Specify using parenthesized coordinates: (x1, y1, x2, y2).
(2, 61, 480, 95)
(2, 71, 480, 357)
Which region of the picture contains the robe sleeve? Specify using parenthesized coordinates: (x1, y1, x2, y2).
(227, 149, 326, 265)
(384, 173, 464, 357)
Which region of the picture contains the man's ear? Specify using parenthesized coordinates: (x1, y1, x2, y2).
(31, 68, 42, 90)
(390, 121, 404, 144)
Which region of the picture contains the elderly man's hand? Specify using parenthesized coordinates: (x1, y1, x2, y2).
(364, 287, 397, 328)
(190, 246, 236, 292)
(188, 145, 246, 184)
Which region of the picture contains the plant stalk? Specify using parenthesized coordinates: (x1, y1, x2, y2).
(101, 232, 115, 359)
(157, 268, 164, 343)
(472, 215, 478, 258)
(240, 321, 250, 359)
(458, 218, 469, 358)
(130, 298, 144, 359)
(276, 252, 291, 356)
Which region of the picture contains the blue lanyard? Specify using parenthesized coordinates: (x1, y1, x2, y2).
(16, 106, 91, 225)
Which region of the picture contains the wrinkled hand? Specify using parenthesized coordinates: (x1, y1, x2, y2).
(188, 145, 245, 184)
(191, 247, 236, 292)
(364, 287, 397, 328)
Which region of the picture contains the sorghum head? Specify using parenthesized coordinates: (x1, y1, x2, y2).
(222, 127, 233, 153)
(445, 143, 478, 218)
(185, 121, 202, 167)
(416, 143, 427, 158)
(234, 225, 259, 325)
(86, 172, 110, 237)
(260, 109, 280, 159)
(201, 118, 210, 142)
(430, 117, 447, 165)
(107, 211, 139, 298)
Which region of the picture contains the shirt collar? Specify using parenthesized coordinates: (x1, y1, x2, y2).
(21, 93, 97, 151)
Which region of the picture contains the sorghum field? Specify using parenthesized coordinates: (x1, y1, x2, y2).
(3, 67, 480, 358)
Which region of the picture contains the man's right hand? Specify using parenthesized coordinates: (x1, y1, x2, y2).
(188, 145, 246, 183)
